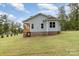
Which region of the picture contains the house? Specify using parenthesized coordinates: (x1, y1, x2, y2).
(23, 13, 61, 37)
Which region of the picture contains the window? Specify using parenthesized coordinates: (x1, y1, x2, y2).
(50, 22, 55, 28)
(41, 23, 44, 29)
(50, 22, 52, 28)
(31, 24, 34, 29)
(53, 22, 55, 28)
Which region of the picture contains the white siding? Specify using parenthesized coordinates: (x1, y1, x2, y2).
(47, 21, 61, 32)
(25, 15, 47, 32)
(24, 15, 61, 32)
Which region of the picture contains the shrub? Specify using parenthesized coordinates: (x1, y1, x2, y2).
(11, 34, 13, 36)
(6, 34, 9, 37)
(1, 35, 4, 38)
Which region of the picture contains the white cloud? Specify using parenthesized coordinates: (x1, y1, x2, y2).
(37, 4, 58, 16)
(17, 17, 27, 24)
(37, 9, 58, 17)
(8, 14, 17, 21)
(0, 11, 17, 22)
(16, 17, 27, 28)
(64, 5, 71, 14)
(17, 17, 24, 23)
(10, 3, 30, 13)
(37, 3, 58, 10)
(0, 11, 23, 28)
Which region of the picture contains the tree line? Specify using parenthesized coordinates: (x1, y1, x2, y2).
(58, 3, 79, 31)
(0, 14, 23, 38)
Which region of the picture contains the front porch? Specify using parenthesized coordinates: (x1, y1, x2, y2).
(23, 23, 31, 37)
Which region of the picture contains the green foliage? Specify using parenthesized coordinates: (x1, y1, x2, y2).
(0, 14, 23, 37)
(58, 3, 79, 31)
(3, 23, 9, 34)
(1, 34, 4, 38)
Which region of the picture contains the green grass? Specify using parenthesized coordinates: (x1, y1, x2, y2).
(0, 31, 79, 56)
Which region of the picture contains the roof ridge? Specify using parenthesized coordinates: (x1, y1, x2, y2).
(23, 13, 57, 22)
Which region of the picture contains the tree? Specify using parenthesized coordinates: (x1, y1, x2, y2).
(68, 3, 79, 30)
(58, 3, 79, 31)
(16, 22, 23, 33)
(58, 6, 67, 30)
(3, 15, 10, 37)
(0, 14, 6, 38)
(0, 13, 22, 37)
(10, 22, 19, 35)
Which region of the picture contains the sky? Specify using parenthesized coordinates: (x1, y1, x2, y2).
(0, 3, 69, 24)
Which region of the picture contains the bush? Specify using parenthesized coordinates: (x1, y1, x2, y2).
(57, 31, 60, 34)
(1, 35, 4, 38)
(6, 34, 9, 37)
(11, 34, 13, 36)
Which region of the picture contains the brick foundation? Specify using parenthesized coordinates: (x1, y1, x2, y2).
(23, 31, 60, 37)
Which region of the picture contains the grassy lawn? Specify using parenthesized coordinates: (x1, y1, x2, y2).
(0, 31, 79, 56)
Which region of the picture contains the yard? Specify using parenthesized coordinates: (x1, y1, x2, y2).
(0, 31, 79, 56)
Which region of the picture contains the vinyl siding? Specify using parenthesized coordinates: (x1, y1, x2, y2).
(24, 15, 61, 32)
